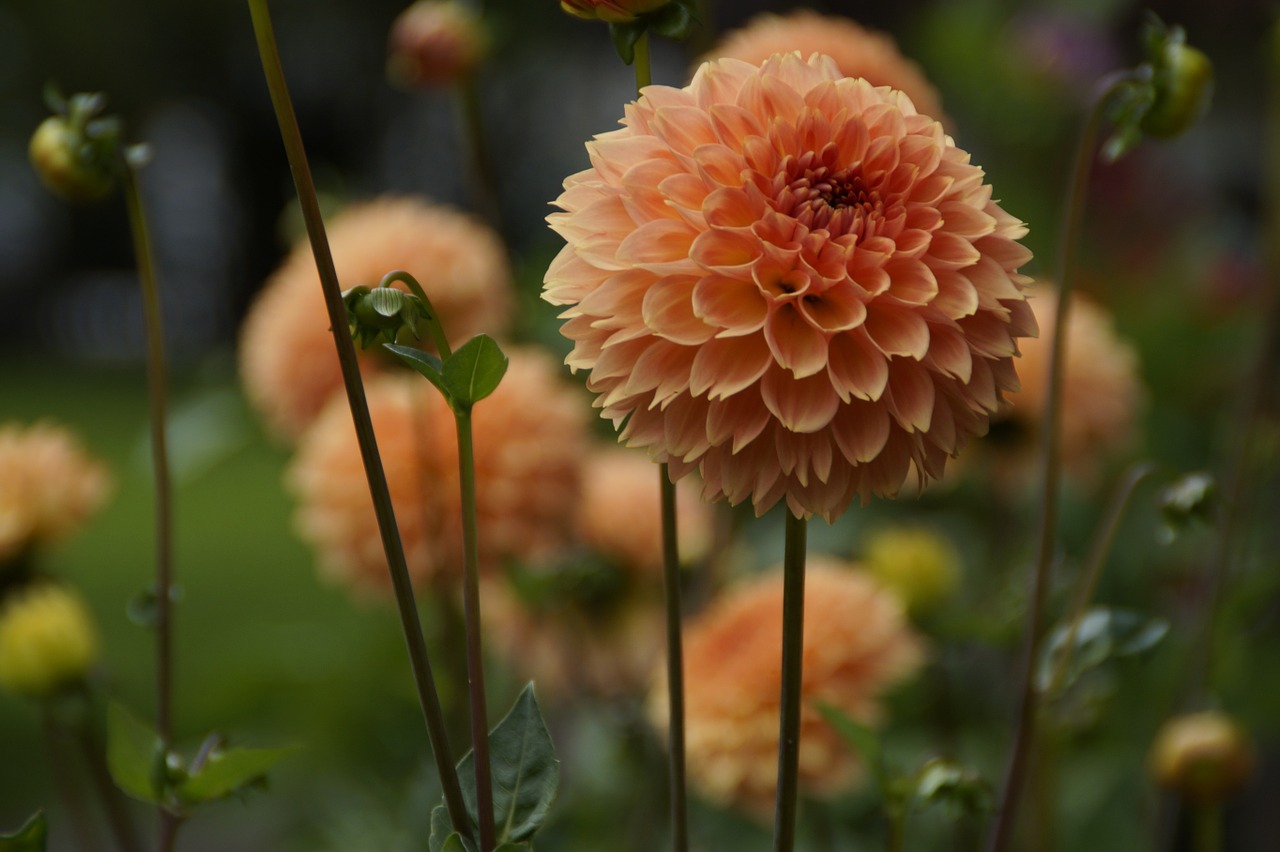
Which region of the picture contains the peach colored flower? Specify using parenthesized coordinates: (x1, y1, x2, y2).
(578, 446, 712, 574)
(287, 349, 587, 596)
(0, 422, 112, 564)
(545, 54, 1035, 521)
(387, 0, 489, 89)
(648, 557, 923, 815)
(998, 284, 1143, 481)
(702, 10, 949, 127)
(240, 196, 513, 443)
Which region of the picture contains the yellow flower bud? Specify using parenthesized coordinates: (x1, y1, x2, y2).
(0, 584, 100, 699)
(28, 115, 116, 204)
(1150, 711, 1253, 804)
(861, 526, 960, 616)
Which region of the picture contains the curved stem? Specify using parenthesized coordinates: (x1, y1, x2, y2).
(659, 463, 688, 852)
(985, 68, 1143, 852)
(246, 0, 470, 840)
(379, 270, 454, 360)
(454, 409, 495, 852)
(120, 162, 181, 852)
(772, 510, 808, 852)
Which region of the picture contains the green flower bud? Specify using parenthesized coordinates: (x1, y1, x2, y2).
(0, 583, 100, 698)
(342, 285, 427, 348)
(1150, 711, 1253, 804)
(28, 115, 116, 203)
(1141, 40, 1213, 139)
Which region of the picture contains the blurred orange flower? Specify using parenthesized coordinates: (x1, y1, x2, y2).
(648, 558, 923, 815)
(545, 54, 1035, 520)
(240, 196, 513, 442)
(702, 10, 948, 127)
(287, 349, 587, 596)
(387, 0, 489, 88)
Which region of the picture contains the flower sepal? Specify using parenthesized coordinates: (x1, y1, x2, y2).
(604, 0, 698, 65)
(342, 284, 430, 348)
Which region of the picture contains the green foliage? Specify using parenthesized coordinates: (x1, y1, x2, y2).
(815, 701, 887, 794)
(441, 335, 509, 412)
(386, 343, 447, 396)
(177, 743, 297, 806)
(107, 701, 166, 803)
(912, 759, 992, 818)
(607, 0, 698, 64)
(1037, 607, 1170, 696)
(0, 812, 46, 852)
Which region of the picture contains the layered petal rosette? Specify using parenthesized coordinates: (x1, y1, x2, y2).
(545, 53, 1036, 520)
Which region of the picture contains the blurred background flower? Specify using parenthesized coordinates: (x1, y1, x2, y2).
(0, 583, 99, 699)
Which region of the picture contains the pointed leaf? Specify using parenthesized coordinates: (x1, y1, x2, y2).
(429, 805, 476, 852)
(458, 684, 558, 844)
(385, 343, 449, 398)
(815, 701, 887, 793)
(177, 744, 297, 805)
(106, 702, 165, 803)
(1037, 607, 1170, 693)
(441, 335, 508, 410)
(608, 21, 644, 66)
(0, 812, 46, 851)
(650, 0, 696, 40)
(441, 835, 470, 852)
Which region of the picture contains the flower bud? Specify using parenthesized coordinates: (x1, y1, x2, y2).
(1150, 711, 1253, 804)
(387, 0, 489, 89)
(0, 583, 100, 699)
(342, 284, 428, 348)
(28, 115, 116, 203)
(862, 526, 960, 617)
(560, 0, 671, 24)
(1141, 40, 1213, 139)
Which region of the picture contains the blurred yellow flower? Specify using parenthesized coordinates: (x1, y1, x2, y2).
(861, 525, 960, 616)
(0, 584, 99, 698)
(1150, 711, 1253, 805)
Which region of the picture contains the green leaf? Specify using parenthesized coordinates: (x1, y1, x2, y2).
(650, 0, 697, 40)
(608, 20, 644, 65)
(441, 335, 508, 411)
(814, 702, 887, 794)
(458, 684, 558, 844)
(440, 835, 470, 852)
(106, 702, 165, 804)
(1036, 607, 1170, 694)
(0, 812, 46, 851)
(385, 343, 448, 398)
(429, 805, 476, 852)
(912, 758, 992, 818)
(177, 744, 296, 805)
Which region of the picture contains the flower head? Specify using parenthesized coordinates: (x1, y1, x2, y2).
(1150, 711, 1253, 805)
(560, 0, 670, 24)
(240, 196, 513, 442)
(287, 349, 587, 596)
(387, 0, 489, 89)
(702, 11, 948, 127)
(648, 558, 923, 814)
(0, 583, 100, 698)
(0, 421, 112, 565)
(545, 54, 1035, 520)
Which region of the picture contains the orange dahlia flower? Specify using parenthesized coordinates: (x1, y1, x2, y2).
(702, 11, 948, 127)
(240, 196, 513, 442)
(287, 349, 587, 596)
(648, 558, 923, 814)
(545, 54, 1035, 520)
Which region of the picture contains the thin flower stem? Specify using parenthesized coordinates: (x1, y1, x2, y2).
(378, 270, 453, 359)
(454, 409, 496, 852)
(773, 510, 808, 852)
(74, 691, 142, 852)
(245, 0, 471, 840)
(659, 463, 689, 852)
(1192, 804, 1223, 852)
(120, 162, 181, 852)
(458, 76, 505, 236)
(985, 68, 1143, 852)
(1045, 461, 1159, 699)
(633, 31, 652, 90)
(42, 710, 102, 852)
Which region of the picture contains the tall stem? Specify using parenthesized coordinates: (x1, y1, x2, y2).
(454, 410, 495, 852)
(659, 464, 688, 852)
(74, 690, 142, 852)
(633, 31, 652, 90)
(773, 510, 808, 852)
(246, 0, 470, 839)
(42, 710, 101, 852)
(120, 163, 181, 852)
(457, 77, 504, 237)
(985, 69, 1141, 852)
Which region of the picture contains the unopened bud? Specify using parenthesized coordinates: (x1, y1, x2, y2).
(342, 285, 427, 347)
(388, 0, 489, 89)
(1141, 40, 1213, 139)
(0, 583, 99, 698)
(1150, 711, 1253, 804)
(560, 0, 671, 24)
(29, 114, 116, 203)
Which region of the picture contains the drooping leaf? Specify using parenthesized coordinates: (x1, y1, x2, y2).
(457, 684, 558, 844)
(650, 0, 697, 40)
(1037, 607, 1170, 694)
(106, 702, 165, 804)
(814, 701, 886, 793)
(0, 812, 46, 851)
(912, 758, 992, 818)
(385, 343, 448, 397)
(177, 744, 296, 805)
(608, 20, 644, 65)
(441, 335, 508, 411)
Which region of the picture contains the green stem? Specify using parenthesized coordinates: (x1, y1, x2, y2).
(1192, 804, 1223, 852)
(659, 463, 688, 852)
(120, 162, 181, 852)
(42, 710, 102, 852)
(886, 806, 906, 852)
(773, 510, 808, 852)
(1045, 462, 1159, 699)
(378, 270, 453, 359)
(245, 0, 471, 840)
(74, 690, 142, 852)
(633, 31, 652, 90)
(453, 409, 496, 851)
(457, 76, 505, 236)
(985, 69, 1143, 852)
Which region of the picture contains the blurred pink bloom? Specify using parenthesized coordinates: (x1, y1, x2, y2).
(387, 0, 489, 88)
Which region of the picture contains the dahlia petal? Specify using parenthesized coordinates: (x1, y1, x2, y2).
(690, 334, 773, 399)
(653, 106, 720, 155)
(544, 245, 603, 305)
(831, 400, 890, 463)
(923, 322, 973, 382)
(925, 231, 982, 270)
(765, 301, 830, 378)
(703, 187, 761, 229)
(737, 71, 805, 125)
(864, 301, 930, 359)
(591, 336, 652, 380)
(932, 268, 979, 319)
(965, 355, 999, 412)
(692, 274, 769, 336)
(588, 135, 673, 183)
(827, 329, 889, 402)
(797, 284, 867, 333)
(883, 257, 938, 305)
(885, 359, 935, 432)
(861, 135, 900, 176)
(761, 367, 840, 433)
(975, 234, 1034, 271)
(693, 143, 749, 187)
(642, 275, 715, 345)
(662, 396, 711, 460)
(831, 116, 871, 167)
(618, 219, 699, 270)
(939, 200, 996, 239)
(966, 254, 1025, 311)
(706, 391, 771, 452)
(708, 103, 765, 147)
(892, 228, 932, 259)
(659, 172, 713, 216)
(958, 311, 1017, 358)
(926, 387, 958, 453)
(690, 58, 758, 109)
(574, 268, 652, 328)
(908, 173, 954, 206)
(691, 227, 763, 273)
(1006, 297, 1039, 338)
(898, 134, 942, 176)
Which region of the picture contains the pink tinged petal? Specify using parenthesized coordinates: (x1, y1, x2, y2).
(831, 116, 871, 169)
(892, 228, 933, 259)
(905, 206, 943, 232)
(864, 301, 930, 359)
(621, 157, 687, 214)
(625, 340, 696, 404)
(908, 173, 954, 206)
(1005, 298, 1038, 338)
(741, 134, 779, 177)
(706, 391, 771, 452)
(702, 187, 760, 229)
(765, 301, 830, 378)
(690, 58, 757, 109)
(797, 284, 867, 333)
(958, 311, 1017, 358)
(708, 103, 765, 145)
(939, 200, 997, 239)
(933, 269, 979, 319)
(926, 388, 958, 454)
(827, 329, 889, 402)
(966, 255, 1025, 313)
(883, 257, 938, 305)
(574, 268, 653, 329)
(975, 234, 1034, 271)
(831, 399, 891, 463)
(692, 143, 748, 187)
(589, 335, 650, 380)
(691, 274, 768, 336)
(587, 135, 672, 183)
(657, 172, 712, 214)
(924, 322, 973, 382)
(690, 334, 772, 399)
(761, 366, 841, 433)
(642, 275, 714, 345)
(617, 219, 697, 267)
(926, 231, 982, 270)
(652, 106, 719, 155)
(618, 401, 667, 449)
(885, 359, 935, 432)
(662, 396, 711, 460)
(965, 355, 999, 413)
(738, 72, 806, 125)
(802, 79, 843, 117)
(898, 134, 943, 176)
(756, 264, 810, 301)
(544, 245, 604, 306)
(690, 227, 762, 275)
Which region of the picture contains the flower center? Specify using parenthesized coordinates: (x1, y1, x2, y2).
(775, 153, 883, 238)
